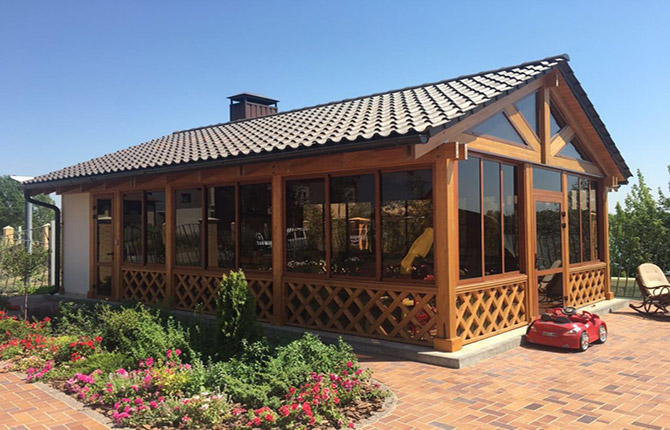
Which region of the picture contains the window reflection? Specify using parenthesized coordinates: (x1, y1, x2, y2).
(240, 183, 272, 271)
(502, 164, 519, 272)
(483, 161, 502, 275)
(286, 179, 325, 274)
(459, 157, 482, 279)
(123, 193, 142, 263)
(206, 186, 235, 269)
(567, 176, 581, 264)
(146, 192, 165, 264)
(331, 175, 375, 277)
(175, 188, 202, 266)
(515, 92, 538, 136)
(381, 170, 433, 280)
(533, 167, 561, 192)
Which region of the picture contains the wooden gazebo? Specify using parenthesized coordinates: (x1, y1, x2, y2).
(23, 55, 631, 352)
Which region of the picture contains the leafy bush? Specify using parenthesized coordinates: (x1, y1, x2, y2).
(97, 304, 194, 362)
(55, 302, 104, 337)
(204, 334, 357, 409)
(215, 270, 261, 359)
(43, 352, 133, 381)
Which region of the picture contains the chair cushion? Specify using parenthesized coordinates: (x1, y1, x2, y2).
(637, 263, 670, 289)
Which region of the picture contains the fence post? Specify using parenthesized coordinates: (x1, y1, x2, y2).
(42, 224, 50, 250)
(2, 226, 14, 245)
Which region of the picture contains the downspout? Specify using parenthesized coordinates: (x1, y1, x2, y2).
(24, 191, 61, 294)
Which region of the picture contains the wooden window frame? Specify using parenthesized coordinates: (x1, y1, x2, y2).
(173, 180, 274, 273)
(457, 154, 523, 286)
(283, 164, 436, 285)
(122, 190, 165, 268)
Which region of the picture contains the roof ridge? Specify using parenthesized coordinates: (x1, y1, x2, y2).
(174, 54, 569, 134)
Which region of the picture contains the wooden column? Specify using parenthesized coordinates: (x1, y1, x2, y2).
(112, 190, 122, 300)
(522, 164, 538, 318)
(271, 173, 285, 325)
(601, 181, 613, 299)
(165, 185, 175, 304)
(433, 155, 462, 352)
(539, 81, 551, 165)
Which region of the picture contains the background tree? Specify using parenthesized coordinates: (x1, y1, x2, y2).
(610, 169, 670, 277)
(0, 245, 49, 319)
(0, 175, 55, 230)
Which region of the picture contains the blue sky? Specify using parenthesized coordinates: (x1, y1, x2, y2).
(1, 1, 668, 209)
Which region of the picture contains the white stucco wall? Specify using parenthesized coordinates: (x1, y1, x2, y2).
(62, 193, 90, 297)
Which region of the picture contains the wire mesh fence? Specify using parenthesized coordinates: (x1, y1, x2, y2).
(0, 225, 52, 294)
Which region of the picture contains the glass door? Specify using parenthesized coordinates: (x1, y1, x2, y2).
(534, 197, 566, 310)
(94, 196, 114, 296)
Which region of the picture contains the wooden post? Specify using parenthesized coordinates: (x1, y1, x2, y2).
(601, 182, 613, 299)
(112, 190, 122, 300)
(2, 226, 14, 246)
(271, 173, 285, 325)
(433, 155, 462, 352)
(165, 184, 175, 305)
(42, 223, 50, 250)
(539, 81, 551, 165)
(522, 164, 538, 318)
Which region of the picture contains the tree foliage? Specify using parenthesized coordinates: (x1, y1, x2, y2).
(0, 245, 49, 319)
(610, 168, 670, 277)
(0, 175, 55, 230)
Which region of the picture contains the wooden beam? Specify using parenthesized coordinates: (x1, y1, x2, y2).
(539, 82, 551, 165)
(271, 174, 285, 326)
(442, 141, 468, 160)
(522, 164, 538, 318)
(547, 156, 603, 177)
(600, 182, 613, 299)
(549, 125, 575, 156)
(456, 134, 541, 163)
(112, 190, 122, 300)
(414, 78, 545, 159)
(503, 104, 541, 152)
(165, 184, 175, 304)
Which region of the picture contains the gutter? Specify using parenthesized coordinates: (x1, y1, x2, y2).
(24, 192, 61, 295)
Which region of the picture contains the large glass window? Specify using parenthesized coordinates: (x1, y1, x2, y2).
(468, 112, 526, 146)
(381, 170, 433, 280)
(558, 139, 591, 162)
(239, 183, 272, 271)
(515, 92, 538, 136)
(175, 188, 202, 266)
(286, 179, 326, 274)
(330, 175, 375, 277)
(458, 157, 482, 279)
(533, 167, 562, 192)
(502, 164, 519, 272)
(122, 191, 165, 265)
(146, 191, 165, 264)
(459, 157, 519, 280)
(567, 176, 600, 264)
(122, 193, 143, 263)
(483, 161, 502, 275)
(206, 186, 235, 269)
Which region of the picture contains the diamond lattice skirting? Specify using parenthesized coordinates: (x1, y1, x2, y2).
(566, 263, 607, 308)
(121, 269, 167, 304)
(455, 276, 528, 344)
(285, 279, 438, 345)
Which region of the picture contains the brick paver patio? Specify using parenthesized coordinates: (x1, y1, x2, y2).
(1, 306, 668, 429)
(361, 307, 670, 430)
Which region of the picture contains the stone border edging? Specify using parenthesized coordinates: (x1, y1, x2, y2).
(357, 379, 397, 429)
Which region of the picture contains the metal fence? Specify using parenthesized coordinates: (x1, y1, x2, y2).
(0, 223, 55, 294)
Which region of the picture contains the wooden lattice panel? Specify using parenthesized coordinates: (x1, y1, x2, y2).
(285, 280, 437, 345)
(173, 271, 273, 321)
(121, 269, 167, 304)
(455, 278, 528, 344)
(567, 264, 606, 308)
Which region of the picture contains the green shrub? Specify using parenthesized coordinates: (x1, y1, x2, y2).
(203, 334, 356, 409)
(43, 352, 132, 381)
(97, 303, 194, 362)
(214, 270, 261, 359)
(54, 302, 104, 337)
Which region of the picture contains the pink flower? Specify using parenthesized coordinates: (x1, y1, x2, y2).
(166, 349, 172, 358)
(346, 361, 353, 368)
(175, 349, 182, 356)
(150, 401, 158, 409)
(145, 357, 154, 367)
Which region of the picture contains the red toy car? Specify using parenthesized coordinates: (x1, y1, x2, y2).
(525, 307, 607, 351)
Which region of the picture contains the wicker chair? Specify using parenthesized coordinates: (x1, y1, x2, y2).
(629, 263, 670, 315)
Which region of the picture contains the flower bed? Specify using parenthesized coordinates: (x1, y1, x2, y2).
(0, 304, 389, 429)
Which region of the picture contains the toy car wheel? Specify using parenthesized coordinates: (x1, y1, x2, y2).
(579, 332, 589, 352)
(597, 325, 607, 344)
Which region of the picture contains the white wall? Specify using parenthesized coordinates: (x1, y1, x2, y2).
(62, 193, 90, 297)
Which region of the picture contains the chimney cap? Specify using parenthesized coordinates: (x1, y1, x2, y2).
(228, 93, 279, 106)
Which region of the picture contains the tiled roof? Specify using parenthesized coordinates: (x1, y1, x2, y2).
(28, 54, 584, 185)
